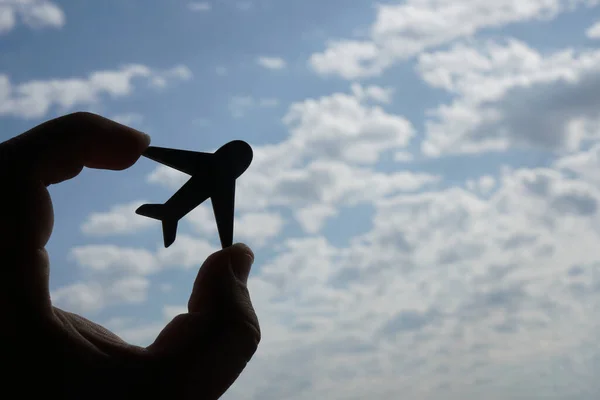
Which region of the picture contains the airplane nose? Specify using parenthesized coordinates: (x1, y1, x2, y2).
(215, 140, 253, 179)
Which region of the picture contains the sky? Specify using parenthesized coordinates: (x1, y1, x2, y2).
(2, 0, 600, 398)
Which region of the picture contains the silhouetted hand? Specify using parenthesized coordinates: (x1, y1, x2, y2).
(0, 112, 260, 399)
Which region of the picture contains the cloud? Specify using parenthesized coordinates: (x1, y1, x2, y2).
(147, 84, 437, 231)
(235, 212, 285, 246)
(257, 56, 287, 70)
(81, 200, 153, 236)
(0, 63, 192, 119)
(68, 245, 159, 276)
(52, 30, 600, 398)
(416, 39, 600, 156)
(148, 65, 193, 89)
(109, 113, 144, 127)
(267, 83, 412, 167)
(70, 235, 217, 276)
(162, 305, 187, 320)
(51, 276, 150, 314)
(149, 84, 412, 187)
(156, 234, 218, 268)
(294, 204, 338, 234)
(587, 20, 600, 38)
(222, 157, 600, 398)
(147, 155, 439, 227)
(133, 201, 285, 248)
(101, 304, 189, 346)
(229, 95, 279, 118)
(51, 282, 105, 314)
(393, 151, 414, 162)
(188, 2, 211, 12)
(308, 0, 598, 79)
(0, 0, 65, 34)
(466, 175, 496, 195)
(53, 234, 217, 315)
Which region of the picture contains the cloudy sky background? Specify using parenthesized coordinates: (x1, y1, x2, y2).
(2, 0, 600, 398)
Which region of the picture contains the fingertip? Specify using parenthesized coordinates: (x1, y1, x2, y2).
(140, 132, 152, 147)
(230, 242, 254, 262)
(227, 243, 254, 283)
(83, 119, 152, 171)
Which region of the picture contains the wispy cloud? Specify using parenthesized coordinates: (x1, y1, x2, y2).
(309, 0, 599, 79)
(257, 56, 287, 70)
(587, 20, 600, 38)
(188, 2, 211, 12)
(0, 0, 65, 35)
(228, 95, 279, 118)
(0, 64, 192, 119)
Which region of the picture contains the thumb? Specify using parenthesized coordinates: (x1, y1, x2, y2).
(148, 243, 260, 399)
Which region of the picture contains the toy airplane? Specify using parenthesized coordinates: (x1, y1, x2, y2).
(136, 140, 253, 248)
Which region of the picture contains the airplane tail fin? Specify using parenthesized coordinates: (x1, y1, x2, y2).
(136, 203, 178, 248)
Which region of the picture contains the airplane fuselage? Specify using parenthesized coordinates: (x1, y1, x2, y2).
(162, 140, 253, 221)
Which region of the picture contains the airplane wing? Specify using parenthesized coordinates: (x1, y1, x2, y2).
(143, 146, 214, 175)
(211, 179, 236, 248)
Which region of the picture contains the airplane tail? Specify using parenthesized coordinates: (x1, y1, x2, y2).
(136, 203, 178, 248)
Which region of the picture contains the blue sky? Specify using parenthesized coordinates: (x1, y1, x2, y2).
(2, 0, 600, 398)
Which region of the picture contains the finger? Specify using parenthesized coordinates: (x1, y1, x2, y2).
(0, 112, 151, 248)
(0, 111, 151, 186)
(148, 243, 260, 400)
(0, 112, 150, 317)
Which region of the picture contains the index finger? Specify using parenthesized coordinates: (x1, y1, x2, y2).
(0, 112, 151, 185)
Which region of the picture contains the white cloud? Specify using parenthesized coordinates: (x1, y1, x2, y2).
(109, 113, 144, 127)
(148, 84, 413, 190)
(188, 2, 211, 12)
(149, 65, 193, 89)
(70, 235, 217, 276)
(147, 85, 439, 234)
(81, 200, 153, 236)
(223, 157, 600, 399)
(111, 322, 164, 345)
(393, 151, 414, 162)
(69, 245, 160, 276)
(162, 305, 187, 320)
(416, 39, 600, 156)
(587, 20, 600, 38)
(309, 0, 599, 79)
(185, 203, 217, 236)
(466, 175, 496, 194)
(51, 276, 150, 314)
(555, 142, 600, 186)
(0, 63, 192, 119)
(40, 3, 600, 399)
(350, 82, 394, 104)
(156, 234, 218, 268)
(294, 204, 338, 234)
(51, 282, 105, 314)
(101, 305, 188, 346)
(54, 233, 217, 315)
(107, 276, 149, 304)
(0, 0, 65, 34)
(186, 205, 284, 247)
(280, 84, 412, 165)
(229, 95, 279, 118)
(257, 56, 287, 70)
(80, 146, 600, 394)
(235, 211, 285, 246)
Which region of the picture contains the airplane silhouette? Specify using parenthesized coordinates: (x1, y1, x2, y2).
(136, 140, 253, 248)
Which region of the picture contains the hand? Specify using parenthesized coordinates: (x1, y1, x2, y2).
(0, 112, 261, 399)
